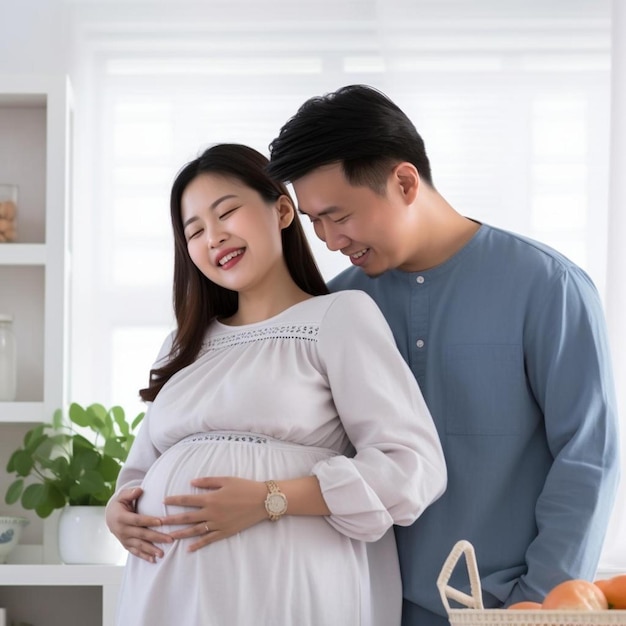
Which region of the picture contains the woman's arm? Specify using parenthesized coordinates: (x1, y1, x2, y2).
(309, 290, 446, 539)
(161, 475, 329, 551)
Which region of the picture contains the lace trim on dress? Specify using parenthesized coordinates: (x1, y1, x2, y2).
(201, 323, 319, 354)
(181, 433, 268, 445)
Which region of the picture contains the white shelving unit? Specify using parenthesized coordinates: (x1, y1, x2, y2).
(0, 565, 124, 626)
(0, 74, 122, 626)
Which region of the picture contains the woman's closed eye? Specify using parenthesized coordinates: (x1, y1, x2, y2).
(218, 206, 241, 220)
(186, 227, 204, 241)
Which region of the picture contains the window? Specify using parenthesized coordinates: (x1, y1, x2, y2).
(68, 0, 621, 565)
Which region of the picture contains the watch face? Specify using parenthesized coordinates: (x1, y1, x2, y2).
(266, 493, 287, 515)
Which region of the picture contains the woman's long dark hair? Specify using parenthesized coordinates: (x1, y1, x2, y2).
(140, 143, 329, 402)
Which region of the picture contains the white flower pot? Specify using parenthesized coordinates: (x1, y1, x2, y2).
(58, 505, 126, 565)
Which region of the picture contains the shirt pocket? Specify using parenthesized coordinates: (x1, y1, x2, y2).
(444, 344, 527, 435)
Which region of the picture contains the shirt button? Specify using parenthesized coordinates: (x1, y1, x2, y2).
(416, 276, 425, 284)
(416, 339, 425, 348)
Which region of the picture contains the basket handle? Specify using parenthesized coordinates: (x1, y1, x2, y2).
(436, 540, 484, 614)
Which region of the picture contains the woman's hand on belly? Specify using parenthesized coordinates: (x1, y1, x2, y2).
(161, 476, 268, 551)
(106, 487, 174, 563)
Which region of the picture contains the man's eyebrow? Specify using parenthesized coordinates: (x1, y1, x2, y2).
(297, 205, 341, 217)
(183, 194, 238, 228)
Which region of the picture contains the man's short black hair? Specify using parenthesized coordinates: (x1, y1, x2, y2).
(267, 84, 433, 192)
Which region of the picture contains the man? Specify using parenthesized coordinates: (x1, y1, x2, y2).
(266, 84, 620, 626)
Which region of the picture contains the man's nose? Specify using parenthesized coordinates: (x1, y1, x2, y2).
(323, 225, 350, 252)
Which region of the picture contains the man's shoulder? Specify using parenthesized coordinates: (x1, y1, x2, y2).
(484, 224, 576, 267)
(483, 224, 594, 284)
(327, 266, 368, 292)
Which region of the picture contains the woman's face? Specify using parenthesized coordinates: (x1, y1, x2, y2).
(180, 173, 291, 294)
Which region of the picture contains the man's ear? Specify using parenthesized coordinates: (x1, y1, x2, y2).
(392, 162, 420, 205)
(276, 195, 295, 229)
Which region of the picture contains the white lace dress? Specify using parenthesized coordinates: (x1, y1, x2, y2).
(113, 290, 446, 626)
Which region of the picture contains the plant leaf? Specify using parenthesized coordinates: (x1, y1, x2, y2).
(50, 456, 70, 477)
(11, 450, 35, 477)
(87, 404, 110, 438)
(110, 406, 129, 436)
(6, 449, 20, 473)
(103, 411, 114, 437)
(21, 483, 48, 509)
(24, 423, 45, 448)
(77, 470, 106, 495)
(104, 437, 128, 461)
(52, 408, 64, 430)
(88, 403, 108, 422)
(34, 483, 67, 516)
(69, 449, 100, 481)
(99, 455, 122, 482)
(33, 435, 69, 463)
(49, 483, 67, 508)
(25, 433, 50, 456)
(35, 501, 55, 518)
(69, 402, 90, 428)
(72, 434, 96, 453)
(5, 479, 24, 504)
(131, 412, 145, 430)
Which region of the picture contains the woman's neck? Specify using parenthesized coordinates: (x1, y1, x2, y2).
(221, 280, 313, 326)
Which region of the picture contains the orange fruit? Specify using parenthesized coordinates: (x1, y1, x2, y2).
(595, 579, 612, 597)
(542, 579, 609, 611)
(508, 601, 542, 610)
(594, 575, 626, 609)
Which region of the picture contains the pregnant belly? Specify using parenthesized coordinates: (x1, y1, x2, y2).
(122, 433, 379, 626)
(136, 431, 337, 521)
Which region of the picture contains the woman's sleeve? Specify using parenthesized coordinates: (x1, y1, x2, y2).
(113, 405, 160, 494)
(111, 331, 175, 496)
(311, 290, 447, 542)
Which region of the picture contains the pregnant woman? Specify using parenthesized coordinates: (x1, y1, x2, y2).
(107, 143, 446, 626)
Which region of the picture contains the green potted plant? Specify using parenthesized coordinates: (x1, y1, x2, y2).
(4, 402, 144, 564)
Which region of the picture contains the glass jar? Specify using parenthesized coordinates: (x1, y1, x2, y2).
(0, 184, 18, 243)
(0, 314, 17, 401)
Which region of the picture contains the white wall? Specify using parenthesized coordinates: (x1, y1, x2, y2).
(0, 1, 70, 75)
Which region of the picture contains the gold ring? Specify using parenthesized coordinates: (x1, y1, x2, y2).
(204, 522, 210, 534)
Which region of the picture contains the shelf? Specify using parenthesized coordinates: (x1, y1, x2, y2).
(0, 244, 46, 265)
(0, 93, 46, 108)
(0, 402, 46, 422)
(0, 73, 83, 620)
(0, 564, 124, 586)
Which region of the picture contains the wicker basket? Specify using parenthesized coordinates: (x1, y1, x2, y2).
(436, 540, 626, 625)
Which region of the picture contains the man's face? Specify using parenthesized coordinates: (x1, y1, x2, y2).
(292, 163, 414, 277)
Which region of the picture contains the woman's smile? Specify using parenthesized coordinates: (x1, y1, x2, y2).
(217, 247, 245, 268)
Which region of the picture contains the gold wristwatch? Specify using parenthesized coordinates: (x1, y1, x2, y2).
(264, 480, 288, 521)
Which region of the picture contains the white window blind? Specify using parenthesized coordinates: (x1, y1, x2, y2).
(70, 0, 611, 417)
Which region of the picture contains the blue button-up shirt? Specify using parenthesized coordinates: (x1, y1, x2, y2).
(329, 223, 620, 626)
